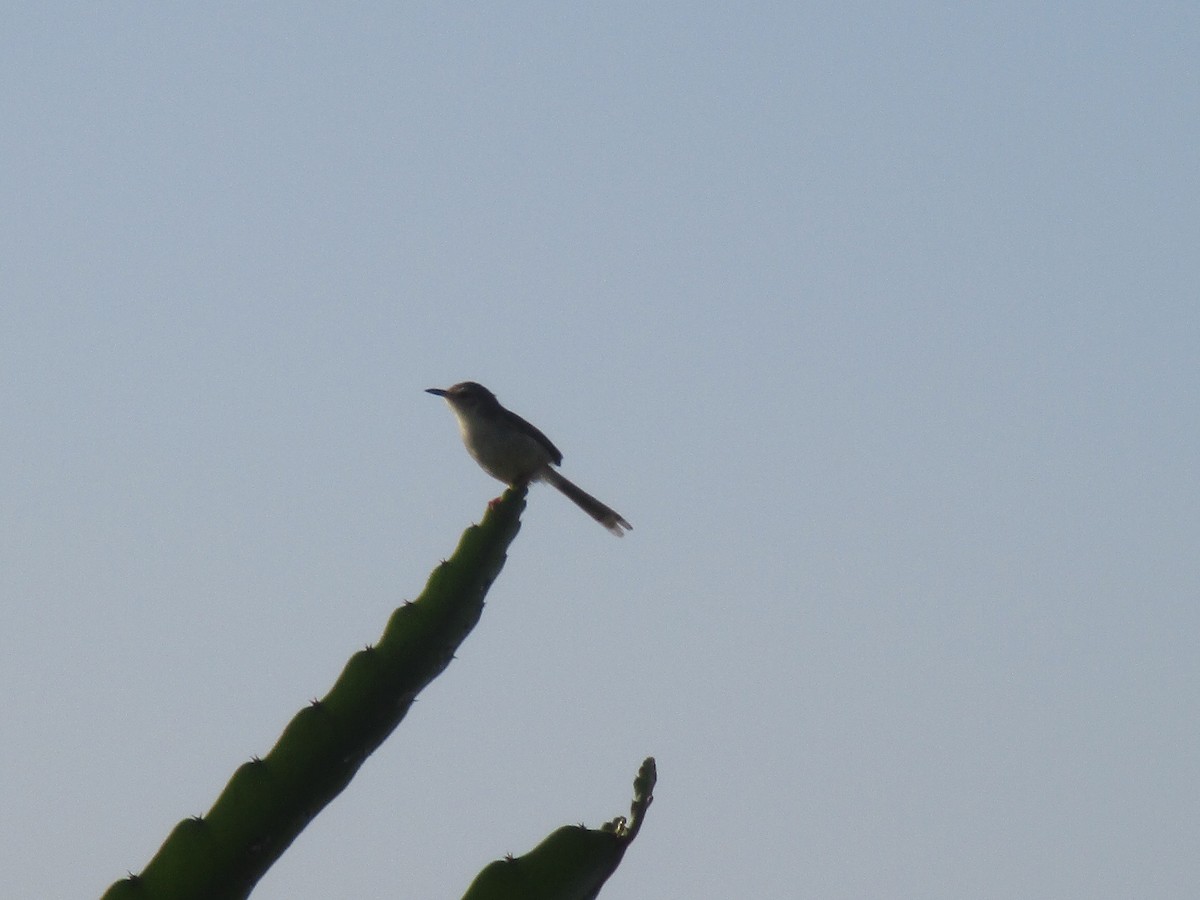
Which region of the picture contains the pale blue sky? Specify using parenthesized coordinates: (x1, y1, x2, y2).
(3, 4, 1197, 898)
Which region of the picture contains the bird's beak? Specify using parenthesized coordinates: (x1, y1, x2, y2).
(425, 388, 448, 397)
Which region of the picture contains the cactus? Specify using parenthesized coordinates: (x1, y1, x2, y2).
(102, 488, 524, 900)
(100, 487, 652, 899)
(461, 756, 657, 900)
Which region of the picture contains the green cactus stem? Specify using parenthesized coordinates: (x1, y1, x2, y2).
(461, 756, 657, 900)
(101, 487, 526, 900)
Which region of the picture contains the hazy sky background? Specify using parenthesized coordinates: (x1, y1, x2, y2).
(3, 4, 1197, 898)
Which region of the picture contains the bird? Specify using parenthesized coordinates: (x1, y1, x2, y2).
(426, 382, 631, 536)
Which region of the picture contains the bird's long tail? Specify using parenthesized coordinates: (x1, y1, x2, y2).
(540, 468, 632, 537)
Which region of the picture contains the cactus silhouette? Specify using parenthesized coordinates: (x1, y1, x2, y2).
(100, 488, 653, 899)
(462, 756, 656, 900)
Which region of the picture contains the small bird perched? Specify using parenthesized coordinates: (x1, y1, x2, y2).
(426, 381, 632, 536)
